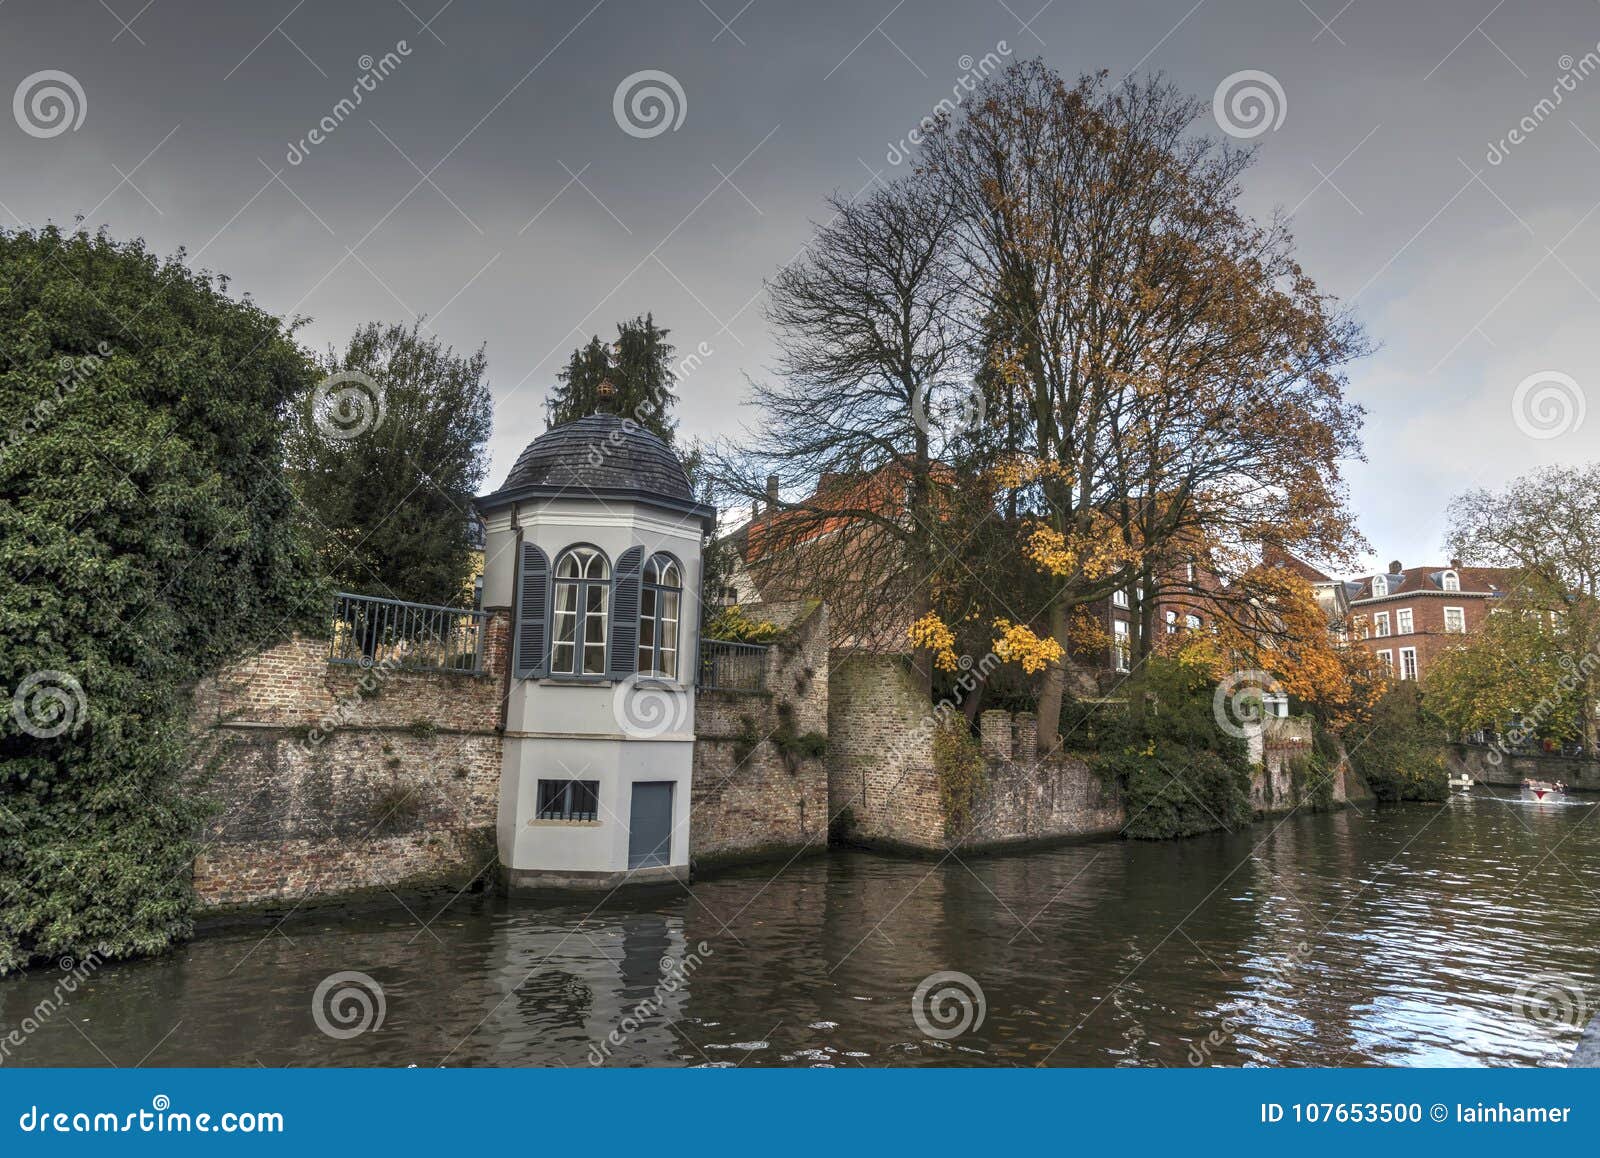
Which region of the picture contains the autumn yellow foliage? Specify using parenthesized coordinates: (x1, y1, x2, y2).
(991, 618, 1065, 674)
(907, 612, 960, 671)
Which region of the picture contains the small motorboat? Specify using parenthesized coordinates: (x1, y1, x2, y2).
(1521, 778, 1568, 802)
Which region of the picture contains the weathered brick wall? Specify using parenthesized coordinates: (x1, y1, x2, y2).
(692, 601, 830, 864)
(189, 611, 509, 909)
(964, 710, 1124, 846)
(826, 652, 945, 849)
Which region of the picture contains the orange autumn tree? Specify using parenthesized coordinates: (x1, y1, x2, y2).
(914, 63, 1366, 739)
(1170, 567, 1383, 728)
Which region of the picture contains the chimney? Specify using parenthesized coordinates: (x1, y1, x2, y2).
(1388, 559, 1402, 574)
(765, 475, 779, 511)
(1449, 557, 1462, 570)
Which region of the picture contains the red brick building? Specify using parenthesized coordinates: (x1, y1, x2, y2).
(1344, 559, 1518, 681)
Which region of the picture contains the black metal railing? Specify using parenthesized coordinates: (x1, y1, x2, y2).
(328, 592, 486, 675)
(698, 638, 769, 692)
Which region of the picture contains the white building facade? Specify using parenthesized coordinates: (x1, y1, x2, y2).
(476, 414, 715, 889)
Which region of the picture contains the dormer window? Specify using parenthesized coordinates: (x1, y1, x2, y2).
(1371, 575, 1387, 598)
(1441, 570, 1460, 592)
(552, 546, 610, 675)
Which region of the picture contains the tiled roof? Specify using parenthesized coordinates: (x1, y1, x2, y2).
(1350, 563, 1518, 600)
(493, 414, 693, 502)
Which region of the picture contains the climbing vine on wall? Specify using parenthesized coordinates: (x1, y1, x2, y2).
(933, 710, 986, 838)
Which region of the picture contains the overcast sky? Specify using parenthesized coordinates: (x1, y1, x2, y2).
(3, 0, 1598, 572)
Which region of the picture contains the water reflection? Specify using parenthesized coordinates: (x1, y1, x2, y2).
(1, 792, 1595, 1067)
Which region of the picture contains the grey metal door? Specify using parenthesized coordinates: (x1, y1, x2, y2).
(627, 782, 674, 869)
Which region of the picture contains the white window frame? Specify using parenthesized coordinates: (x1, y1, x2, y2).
(1399, 647, 1418, 681)
(1112, 619, 1130, 672)
(1373, 611, 1390, 638)
(1441, 570, 1460, 592)
(1376, 649, 1393, 673)
(552, 545, 611, 676)
(1184, 613, 1201, 630)
(1443, 606, 1466, 634)
(1371, 575, 1387, 597)
(1396, 608, 1413, 635)
(1112, 587, 1129, 609)
(638, 553, 683, 679)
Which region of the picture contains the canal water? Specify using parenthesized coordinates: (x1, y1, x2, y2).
(4, 792, 1597, 1067)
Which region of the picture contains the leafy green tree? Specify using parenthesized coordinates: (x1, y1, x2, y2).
(546, 314, 678, 441)
(0, 226, 323, 971)
(1090, 657, 1254, 839)
(1447, 464, 1600, 751)
(1344, 682, 1447, 802)
(1424, 609, 1579, 744)
(287, 320, 492, 606)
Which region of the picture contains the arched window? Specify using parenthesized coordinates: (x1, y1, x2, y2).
(1441, 570, 1460, 592)
(552, 546, 610, 676)
(638, 553, 682, 678)
(1371, 575, 1387, 598)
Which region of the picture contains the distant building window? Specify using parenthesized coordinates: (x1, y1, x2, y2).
(638, 553, 683, 678)
(1443, 606, 1466, 634)
(1112, 619, 1130, 671)
(1165, 610, 1178, 634)
(1396, 608, 1413, 635)
(1371, 576, 1387, 597)
(1374, 611, 1390, 638)
(1113, 588, 1130, 609)
(1441, 570, 1460, 592)
(1377, 649, 1393, 673)
(1185, 613, 1201, 630)
(537, 779, 599, 822)
(553, 546, 610, 675)
(1186, 560, 1196, 583)
(1399, 647, 1418, 681)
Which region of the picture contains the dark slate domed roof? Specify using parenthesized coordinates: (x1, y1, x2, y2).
(498, 414, 692, 499)
(477, 415, 714, 530)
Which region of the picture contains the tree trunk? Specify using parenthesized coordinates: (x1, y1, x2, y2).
(1036, 601, 1070, 754)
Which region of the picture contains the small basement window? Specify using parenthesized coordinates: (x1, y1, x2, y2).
(537, 779, 600, 822)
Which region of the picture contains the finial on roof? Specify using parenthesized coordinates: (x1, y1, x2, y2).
(594, 378, 617, 414)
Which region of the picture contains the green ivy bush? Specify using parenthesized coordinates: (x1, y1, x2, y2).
(1089, 658, 1253, 840)
(0, 227, 323, 972)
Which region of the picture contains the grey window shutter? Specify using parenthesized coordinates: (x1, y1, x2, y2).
(609, 546, 644, 678)
(514, 542, 550, 678)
